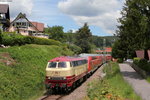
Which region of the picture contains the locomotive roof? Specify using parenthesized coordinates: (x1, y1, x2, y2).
(79, 53, 111, 57)
(79, 53, 103, 57)
(49, 56, 86, 62)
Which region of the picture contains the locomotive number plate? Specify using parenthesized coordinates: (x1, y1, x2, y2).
(52, 71, 60, 76)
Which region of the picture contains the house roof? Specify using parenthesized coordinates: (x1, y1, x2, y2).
(95, 47, 112, 53)
(0, 4, 9, 14)
(31, 22, 44, 32)
(9, 13, 39, 31)
(105, 47, 112, 52)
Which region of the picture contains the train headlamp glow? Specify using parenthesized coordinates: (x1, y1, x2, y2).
(48, 77, 51, 79)
(63, 77, 66, 80)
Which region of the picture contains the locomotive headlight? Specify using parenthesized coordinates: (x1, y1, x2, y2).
(63, 77, 66, 80)
(48, 77, 51, 79)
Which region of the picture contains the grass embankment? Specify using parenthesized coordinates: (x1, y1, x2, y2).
(86, 62, 141, 100)
(0, 44, 73, 100)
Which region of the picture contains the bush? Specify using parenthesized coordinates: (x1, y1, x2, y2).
(1, 34, 61, 46)
(117, 58, 123, 63)
(133, 58, 150, 72)
(133, 57, 141, 65)
(138, 59, 148, 70)
(67, 44, 82, 54)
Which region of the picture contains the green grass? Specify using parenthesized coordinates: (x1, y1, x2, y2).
(0, 44, 73, 100)
(146, 77, 150, 83)
(86, 62, 141, 100)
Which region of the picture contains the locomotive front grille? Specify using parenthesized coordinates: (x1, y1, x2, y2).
(49, 77, 65, 80)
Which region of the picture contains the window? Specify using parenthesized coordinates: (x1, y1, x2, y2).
(78, 60, 82, 65)
(72, 61, 77, 67)
(48, 62, 57, 68)
(58, 62, 67, 68)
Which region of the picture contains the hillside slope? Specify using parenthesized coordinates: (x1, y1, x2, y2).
(0, 44, 73, 100)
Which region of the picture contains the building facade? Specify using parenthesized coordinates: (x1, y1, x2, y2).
(8, 13, 48, 38)
(8, 13, 40, 35)
(0, 4, 10, 31)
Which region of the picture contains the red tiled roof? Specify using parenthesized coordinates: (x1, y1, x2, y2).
(0, 4, 9, 14)
(105, 47, 112, 52)
(31, 22, 44, 32)
(96, 47, 112, 53)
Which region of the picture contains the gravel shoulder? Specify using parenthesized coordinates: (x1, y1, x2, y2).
(119, 63, 150, 100)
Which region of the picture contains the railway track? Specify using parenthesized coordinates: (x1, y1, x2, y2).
(41, 94, 65, 100)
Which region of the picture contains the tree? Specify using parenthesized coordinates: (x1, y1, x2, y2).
(92, 36, 103, 48)
(112, 40, 127, 59)
(44, 26, 65, 42)
(64, 30, 76, 44)
(113, 0, 150, 59)
(75, 23, 92, 53)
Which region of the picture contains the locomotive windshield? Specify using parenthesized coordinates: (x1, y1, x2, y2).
(58, 62, 67, 68)
(48, 62, 67, 68)
(48, 62, 57, 68)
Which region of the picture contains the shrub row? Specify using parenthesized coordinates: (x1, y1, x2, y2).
(1, 33, 61, 46)
(133, 57, 150, 73)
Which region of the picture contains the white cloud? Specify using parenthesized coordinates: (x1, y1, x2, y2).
(58, 0, 123, 34)
(3, 0, 34, 19)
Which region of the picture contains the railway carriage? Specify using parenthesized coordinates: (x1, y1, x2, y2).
(79, 54, 103, 76)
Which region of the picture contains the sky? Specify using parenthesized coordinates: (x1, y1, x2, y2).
(0, 0, 124, 36)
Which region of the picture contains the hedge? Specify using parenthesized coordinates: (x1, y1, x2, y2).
(1, 33, 61, 46)
(133, 57, 150, 72)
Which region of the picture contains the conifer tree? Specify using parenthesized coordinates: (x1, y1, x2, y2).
(114, 0, 150, 58)
(75, 23, 92, 53)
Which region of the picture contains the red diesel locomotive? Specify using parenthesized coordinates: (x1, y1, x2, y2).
(45, 54, 111, 91)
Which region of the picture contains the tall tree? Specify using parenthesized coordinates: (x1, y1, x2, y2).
(45, 26, 65, 42)
(64, 30, 76, 44)
(114, 0, 150, 59)
(75, 23, 92, 53)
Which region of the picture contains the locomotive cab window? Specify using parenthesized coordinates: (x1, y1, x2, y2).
(48, 62, 57, 68)
(58, 62, 67, 68)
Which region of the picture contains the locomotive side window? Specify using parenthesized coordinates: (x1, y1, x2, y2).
(72, 61, 78, 67)
(78, 60, 82, 65)
(72, 60, 87, 67)
(48, 62, 57, 68)
(58, 62, 67, 68)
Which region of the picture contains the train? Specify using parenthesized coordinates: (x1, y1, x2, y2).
(45, 54, 112, 92)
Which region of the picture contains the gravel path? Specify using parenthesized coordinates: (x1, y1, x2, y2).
(119, 64, 150, 100)
(58, 65, 105, 100)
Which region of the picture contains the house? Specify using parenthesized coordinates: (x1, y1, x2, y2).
(8, 13, 48, 38)
(0, 4, 10, 31)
